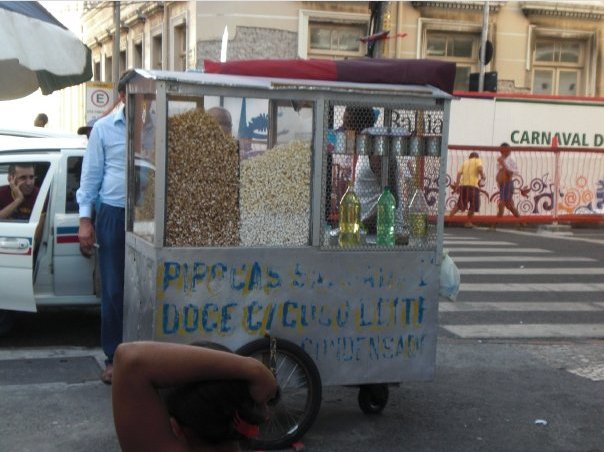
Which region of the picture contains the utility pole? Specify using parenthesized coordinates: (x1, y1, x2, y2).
(112, 1, 120, 99)
(367, 2, 384, 58)
(479, 1, 489, 92)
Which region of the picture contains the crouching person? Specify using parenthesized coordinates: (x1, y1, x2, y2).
(112, 341, 278, 452)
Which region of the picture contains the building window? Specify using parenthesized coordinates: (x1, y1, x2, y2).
(532, 39, 584, 95)
(308, 22, 366, 58)
(119, 50, 126, 75)
(66, 157, 83, 214)
(134, 41, 143, 69)
(173, 23, 187, 71)
(152, 33, 162, 69)
(425, 32, 480, 91)
(298, 10, 370, 59)
(105, 55, 113, 81)
(94, 61, 101, 81)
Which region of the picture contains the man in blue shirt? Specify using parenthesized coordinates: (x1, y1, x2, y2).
(77, 70, 135, 384)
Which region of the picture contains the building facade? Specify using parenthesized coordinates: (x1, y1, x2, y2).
(81, 1, 604, 96)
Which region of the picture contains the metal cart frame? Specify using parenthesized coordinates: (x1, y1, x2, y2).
(123, 68, 452, 449)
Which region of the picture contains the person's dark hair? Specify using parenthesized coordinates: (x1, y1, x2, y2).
(34, 113, 48, 127)
(160, 342, 266, 446)
(117, 69, 137, 94)
(469, 152, 479, 159)
(500, 142, 510, 148)
(8, 163, 34, 177)
(343, 106, 376, 133)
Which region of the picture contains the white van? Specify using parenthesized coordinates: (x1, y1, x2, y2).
(0, 135, 99, 334)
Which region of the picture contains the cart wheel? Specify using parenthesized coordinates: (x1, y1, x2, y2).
(358, 384, 389, 415)
(237, 338, 322, 450)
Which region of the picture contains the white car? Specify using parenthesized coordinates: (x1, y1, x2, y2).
(0, 126, 80, 139)
(0, 135, 96, 334)
(0, 134, 154, 335)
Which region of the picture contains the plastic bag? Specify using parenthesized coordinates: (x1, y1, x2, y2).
(439, 251, 460, 302)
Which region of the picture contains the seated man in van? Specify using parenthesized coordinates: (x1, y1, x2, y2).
(0, 163, 40, 220)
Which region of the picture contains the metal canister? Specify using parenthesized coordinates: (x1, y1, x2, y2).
(408, 136, 424, 156)
(372, 134, 389, 155)
(334, 131, 346, 154)
(390, 128, 409, 156)
(425, 136, 441, 156)
(345, 130, 356, 154)
(355, 133, 370, 155)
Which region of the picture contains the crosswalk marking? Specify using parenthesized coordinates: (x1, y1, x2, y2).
(460, 283, 604, 291)
(448, 247, 551, 253)
(439, 301, 603, 312)
(442, 324, 604, 339)
(452, 256, 595, 262)
(459, 268, 604, 275)
(444, 240, 516, 246)
(440, 232, 604, 347)
(568, 365, 604, 382)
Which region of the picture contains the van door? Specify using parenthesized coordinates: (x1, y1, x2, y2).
(52, 154, 95, 297)
(0, 159, 53, 312)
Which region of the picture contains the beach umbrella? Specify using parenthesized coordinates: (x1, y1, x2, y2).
(0, 1, 92, 100)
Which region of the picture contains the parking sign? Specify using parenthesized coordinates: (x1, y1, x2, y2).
(85, 81, 114, 123)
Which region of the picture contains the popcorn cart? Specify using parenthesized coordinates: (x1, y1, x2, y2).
(123, 60, 454, 450)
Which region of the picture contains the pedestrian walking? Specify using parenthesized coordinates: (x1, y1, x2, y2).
(495, 142, 521, 221)
(449, 151, 485, 228)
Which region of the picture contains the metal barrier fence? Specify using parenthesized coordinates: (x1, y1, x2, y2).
(445, 145, 604, 225)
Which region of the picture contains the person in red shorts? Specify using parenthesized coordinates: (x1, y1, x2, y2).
(496, 143, 521, 220)
(449, 152, 485, 228)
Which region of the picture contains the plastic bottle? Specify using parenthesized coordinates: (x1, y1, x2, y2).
(338, 183, 361, 247)
(409, 188, 428, 246)
(376, 186, 396, 246)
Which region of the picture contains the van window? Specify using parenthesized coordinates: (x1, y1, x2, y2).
(66, 156, 83, 214)
(0, 162, 50, 221)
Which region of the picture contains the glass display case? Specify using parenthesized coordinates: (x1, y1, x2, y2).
(125, 70, 448, 252)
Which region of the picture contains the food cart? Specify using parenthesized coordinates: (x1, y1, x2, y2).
(123, 61, 454, 449)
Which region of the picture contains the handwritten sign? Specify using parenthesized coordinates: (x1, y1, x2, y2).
(143, 249, 440, 386)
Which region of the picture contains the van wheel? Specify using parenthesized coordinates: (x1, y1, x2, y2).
(0, 310, 16, 336)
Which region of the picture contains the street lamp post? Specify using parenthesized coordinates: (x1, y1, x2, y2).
(479, 1, 489, 92)
(112, 1, 120, 99)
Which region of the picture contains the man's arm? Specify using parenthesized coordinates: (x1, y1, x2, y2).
(0, 179, 26, 219)
(0, 198, 23, 219)
(78, 217, 95, 256)
(76, 126, 104, 256)
(478, 164, 485, 181)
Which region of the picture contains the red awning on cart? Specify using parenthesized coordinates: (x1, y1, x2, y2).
(203, 58, 456, 94)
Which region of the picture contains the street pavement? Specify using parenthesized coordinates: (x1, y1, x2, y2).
(440, 225, 604, 383)
(0, 226, 602, 451)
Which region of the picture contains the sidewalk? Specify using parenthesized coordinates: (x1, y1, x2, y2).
(1, 337, 602, 452)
